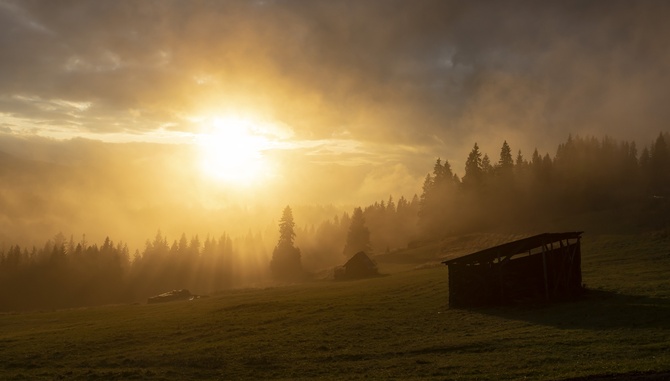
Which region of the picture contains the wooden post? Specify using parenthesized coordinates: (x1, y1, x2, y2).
(541, 244, 549, 301)
(565, 241, 576, 294)
(498, 253, 504, 304)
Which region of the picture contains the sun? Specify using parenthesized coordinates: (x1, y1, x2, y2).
(195, 115, 274, 186)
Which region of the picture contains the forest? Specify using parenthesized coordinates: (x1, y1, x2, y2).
(0, 132, 668, 311)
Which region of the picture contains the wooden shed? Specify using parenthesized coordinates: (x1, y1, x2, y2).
(442, 232, 584, 308)
(334, 251, 379, 280)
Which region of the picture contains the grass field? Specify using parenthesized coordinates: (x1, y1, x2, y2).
(1, 228, 669, 380)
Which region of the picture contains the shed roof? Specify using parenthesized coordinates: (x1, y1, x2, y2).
(442, 232, 583, 266)
(344, 251, 376, 268)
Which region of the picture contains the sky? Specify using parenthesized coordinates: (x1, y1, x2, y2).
(1, 0, 670, 245)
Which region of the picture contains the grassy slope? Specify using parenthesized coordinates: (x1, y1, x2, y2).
(1, 228, 669, 380)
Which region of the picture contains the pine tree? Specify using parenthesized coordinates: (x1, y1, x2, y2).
(432, 158, 454, 186)
(278, 206, 296, 246)
(270, 206, 303, 281)
(499, 141, 514, 170)
(650, 133, 670, 195)
(463, 143, 483, 187)
(343, 207, 371, 257)
(495, 141, 515, 186)
(515, 149, 526, 167)
(419, 174, 433, 210)
(481, 154, 493, 175)
(386, 195, 396, 213)
(531, 148, 542, 167)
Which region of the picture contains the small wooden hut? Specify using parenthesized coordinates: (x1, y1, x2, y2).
(442, 232, 583, 308)
(334, 251, 379, 280)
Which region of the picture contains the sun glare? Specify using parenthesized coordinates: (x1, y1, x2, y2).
(196, 116, 274, 186)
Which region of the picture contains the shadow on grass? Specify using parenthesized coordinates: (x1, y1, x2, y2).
(472, 289, 670, 330)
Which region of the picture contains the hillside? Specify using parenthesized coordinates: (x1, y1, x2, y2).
(1, 227, 669, 380)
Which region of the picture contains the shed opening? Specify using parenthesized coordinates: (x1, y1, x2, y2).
(442, 232, 584, 308)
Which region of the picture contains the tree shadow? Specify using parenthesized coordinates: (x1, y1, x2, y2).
(470, 289, 670, 330)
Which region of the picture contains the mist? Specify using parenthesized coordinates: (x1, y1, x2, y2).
(1, 1, 670, 311)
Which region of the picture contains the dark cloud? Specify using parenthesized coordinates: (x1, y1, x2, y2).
(0, 0, 669, 168)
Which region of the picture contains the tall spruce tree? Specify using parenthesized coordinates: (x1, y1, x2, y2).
(496, 141, 515, 186)
(481, 154, 493, 175)
(343, 207, 371, 257)
(418, 157, 460, 237)
(270, 206, 303, 281)
(650, 133, 670, 195)
(515, 149, 526, 166)
(463, 143, 483, 187)
(499, 141, 514, 170)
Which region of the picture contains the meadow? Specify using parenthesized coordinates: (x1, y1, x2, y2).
(1, 228, 669, 380)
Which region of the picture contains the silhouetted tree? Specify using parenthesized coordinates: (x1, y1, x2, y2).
(515, 149, 526, 167)
(463, 143, 483, 188)
(343, 207, 371, 257)
(270, 206, 303, 281)
(498, 140, 521, 169)
(499, 141, 514, 173)
(386, 195, 396, 213)
(418, 158, 461, 237)
(481, 154, 493, 176)
(432, 158, 453, 185)
(650, 133, 670, 195)
(514, 149, 530, 190)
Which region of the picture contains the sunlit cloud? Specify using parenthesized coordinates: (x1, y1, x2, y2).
(11, 95, 92, 113)
(0, 0, 667, 216)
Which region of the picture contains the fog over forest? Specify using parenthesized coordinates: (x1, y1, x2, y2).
(1, 1, 670, 310)
(1, 132, 669, 311)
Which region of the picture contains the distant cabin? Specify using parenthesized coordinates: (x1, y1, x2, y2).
(442, 232, 584, 308)
(334, 251, 379, 280)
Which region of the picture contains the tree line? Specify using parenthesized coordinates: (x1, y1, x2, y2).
(1, 132, 668, 310)
(271, 132, 670, 281)
(0, 231, 268, 311)
(0, 197, 418, 310)
(419, 133, 670, 236)
(293, 195, 420, 271)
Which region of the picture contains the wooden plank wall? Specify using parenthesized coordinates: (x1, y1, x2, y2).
(448, 241, 583, 308)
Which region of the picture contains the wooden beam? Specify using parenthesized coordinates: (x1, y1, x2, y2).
(541, 244, 550, 301)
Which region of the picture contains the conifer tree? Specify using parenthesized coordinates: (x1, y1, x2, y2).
(650, 133, 670, 195)
(494, 141, 515, 187)
(270, 206, 303, 281)
(481, 154, 493, 175)
(515, 149, 525, 166)
(463, 143, 483, 187)
(499, 141, 514, 170)
(343, 207, 371, 257)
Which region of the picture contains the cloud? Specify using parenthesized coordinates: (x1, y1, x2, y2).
(0, 0, 669, 183)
